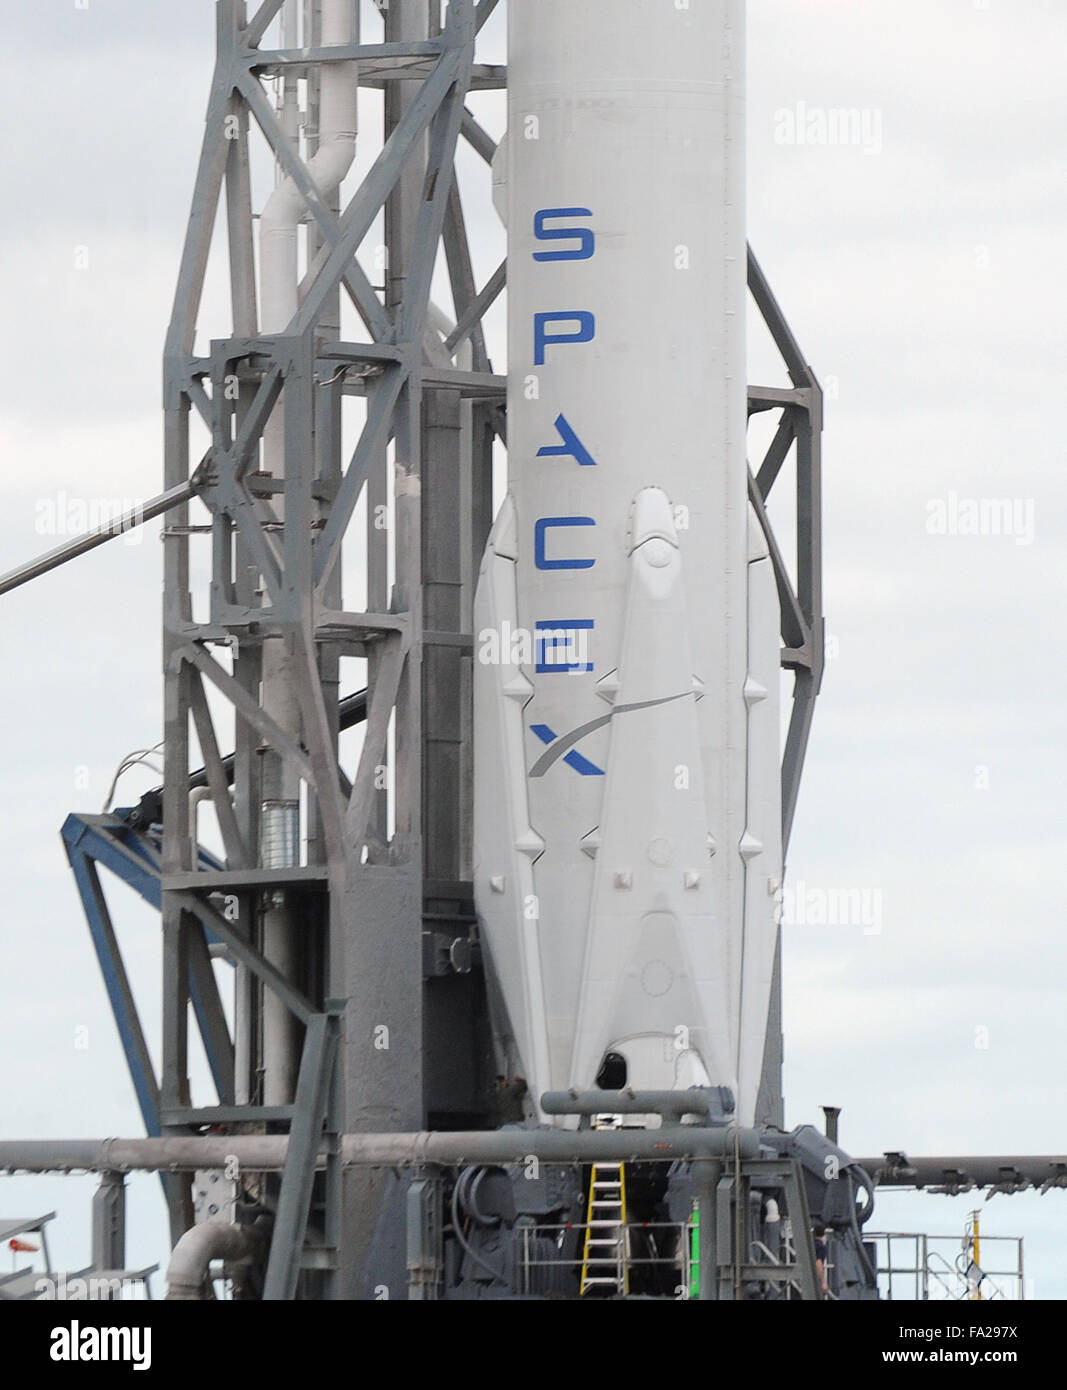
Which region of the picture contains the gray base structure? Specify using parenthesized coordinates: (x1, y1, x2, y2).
(0, 1108, 885, 1301)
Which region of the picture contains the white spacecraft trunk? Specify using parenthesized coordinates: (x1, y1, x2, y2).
(473, 0, 781, 1126)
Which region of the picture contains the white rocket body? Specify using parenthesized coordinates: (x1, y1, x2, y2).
(473, 0, 781, 1126)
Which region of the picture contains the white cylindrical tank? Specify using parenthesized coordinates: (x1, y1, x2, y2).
(475, 0, 779, 1126)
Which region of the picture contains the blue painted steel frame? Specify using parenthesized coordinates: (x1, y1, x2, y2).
(61, 812, 231, 1137)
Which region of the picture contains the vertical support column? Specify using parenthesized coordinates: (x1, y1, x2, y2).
(461, 400, 496, 879)
(423, 389, 464, 882)
(161, 390, 194, 1237)
(385, 0, 428, 874)
(232, 648, 263, 1106)
(716, 1174, 736, 1300)
(795, 389, 823, 693)
(782, 387, 824, 854)
(423, 391, 489, 1124)
(365, 377, 390, 853)
(91, 1172, 126, 1276)
(308, 0, 346, 878)
(340, 0, 432, 1295)
(161, 0, 209, 1218)
(406, 1166, 443, 1300)
(692, 1159, 720, 1302)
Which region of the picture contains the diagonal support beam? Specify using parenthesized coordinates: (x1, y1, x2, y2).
(475, 0, 500, 33)
(237, 70, 389, 342)
(186, 921, 236, 1106)
(66, 853, 162, 1136)
(443, 182, 492, 371)
(224, 491, 285, 607)
(229, 363, 284, 483)
(292, 47, 464, 339)
(313, 364, 407, 592)
(781, 668, 817, 856)
(747, 469, 808, 653)
(188, 674, 251, 868)
(184, 374, 215, 434)
(244, 0, 286, 51)
(166, 75, 235, 359)
(178, 645, 316, 787)
(395, 45, 474, 349)
(172, 890, 314, 1026)
(461, 107, 496, 164)
(444, 257, 504, 357)
(748, 246, 816, 391)
(755, 410, 795, 500)
(289, 625, 347, 868)
(262, 1009, 340, 1300)
(345, 636, 406, 849)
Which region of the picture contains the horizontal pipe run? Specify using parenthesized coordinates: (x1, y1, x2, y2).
(6, 1140, 1065, 1191)
(541, 1089, 733, 1119)
(857, 1154, 1067, 1190)
(0, 482, 195, 597)
(0, 1126, 760, 1175)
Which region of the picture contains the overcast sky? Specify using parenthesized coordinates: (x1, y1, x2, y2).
(0, 0, 1064, 1298)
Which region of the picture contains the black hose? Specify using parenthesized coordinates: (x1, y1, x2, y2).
(125, 689, 368, 828)
(450, 1169, 508, 1286)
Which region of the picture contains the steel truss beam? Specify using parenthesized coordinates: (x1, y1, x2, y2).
(745, 247, 825, 854)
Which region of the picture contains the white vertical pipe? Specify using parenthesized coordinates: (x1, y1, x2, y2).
(260, 0, 358, 339)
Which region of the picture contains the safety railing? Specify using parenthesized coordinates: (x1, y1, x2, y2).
(516, 1220, 694, 1298)
(869, 1231, 1025, 1301)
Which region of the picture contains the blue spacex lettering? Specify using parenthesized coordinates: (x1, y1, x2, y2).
(536, 413, 596, 467)
(530, 723, 604, 777)
(534, 312, 594, 366)
(535, 517, 596, 570)
(535, 620, 594, 674)
(532, 205, 598, 704)
(532, 207, 595, 261)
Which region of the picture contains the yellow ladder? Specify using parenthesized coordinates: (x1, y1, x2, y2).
(580, 1119, 629, 1297)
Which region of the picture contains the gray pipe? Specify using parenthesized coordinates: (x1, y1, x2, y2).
(691, 1159, 721, 1302)
(858, 1154, 1067, 1191)
(0, 1126, 760, 1175)
(165, 1222, 262, 1301)
(0, 1137, 290, 1174)
(541, 1088, 733, 1119)
(10, 1138, 1067, 1188)
(0, 482, 195, 598)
